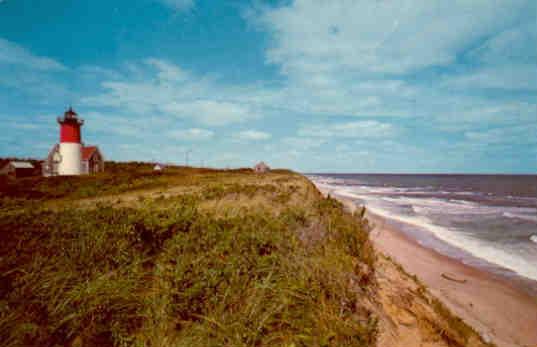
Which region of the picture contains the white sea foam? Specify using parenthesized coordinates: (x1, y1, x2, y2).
(382, 196, 537, 220)
(381, 196, 495, 216)
(456, 191, 479, 196)
(361, 202, 537, 281)
(331, 187, 364, 200)
(503, 212, 537, 223)
(309, 178, 537, 282)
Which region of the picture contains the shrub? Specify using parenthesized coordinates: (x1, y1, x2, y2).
(0, 171, 377, 346)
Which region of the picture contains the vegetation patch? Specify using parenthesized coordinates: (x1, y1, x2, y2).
(0, 163, 377, 347)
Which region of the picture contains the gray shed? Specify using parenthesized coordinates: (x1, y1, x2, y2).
(0, 161, 35, 178)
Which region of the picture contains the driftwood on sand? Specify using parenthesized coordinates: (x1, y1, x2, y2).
(441, 273, 467, 283)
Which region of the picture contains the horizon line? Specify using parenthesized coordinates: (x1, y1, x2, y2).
(303, 172, 537, 176)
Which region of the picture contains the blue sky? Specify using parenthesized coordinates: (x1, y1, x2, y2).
(0, 0, 535, 173)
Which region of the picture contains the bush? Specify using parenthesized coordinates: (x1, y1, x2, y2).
(0, 172, 377, 346)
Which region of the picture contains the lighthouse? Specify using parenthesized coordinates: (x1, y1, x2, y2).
(43, 107, 104, 177)
(57, 107, 84, 175)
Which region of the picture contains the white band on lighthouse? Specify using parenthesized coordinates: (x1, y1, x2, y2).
(58, 142, 82, 175)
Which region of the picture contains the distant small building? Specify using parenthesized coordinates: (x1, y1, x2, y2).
(254, 161, 270, 173)
(44, 144, 104, 176)
(153, 163, 166, 172)
(0, 161, 35, 178)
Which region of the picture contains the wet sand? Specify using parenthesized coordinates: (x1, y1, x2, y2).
(322, 188, 537, 347)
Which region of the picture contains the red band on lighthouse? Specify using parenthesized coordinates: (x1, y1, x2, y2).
(60, 122, 81, 143)
(57, 107, 84, 143)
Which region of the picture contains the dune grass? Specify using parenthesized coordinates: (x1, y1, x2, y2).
(0, 163, 377, 347)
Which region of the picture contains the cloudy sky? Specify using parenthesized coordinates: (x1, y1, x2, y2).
(0, 0, 535, 173)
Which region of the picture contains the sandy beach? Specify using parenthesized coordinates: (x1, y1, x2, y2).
(322, 188, 537, 347)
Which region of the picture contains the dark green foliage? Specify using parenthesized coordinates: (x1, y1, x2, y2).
(0, 208, 144, 346)
(201, 184, 278, 200)
(199, 182, 298, 206)
(0, 171, 377, 346)
(0, 162, 217, 201)
(316, 196, 375, 270)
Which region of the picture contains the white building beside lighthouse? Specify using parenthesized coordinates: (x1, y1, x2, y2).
(43, 107, 105, 176)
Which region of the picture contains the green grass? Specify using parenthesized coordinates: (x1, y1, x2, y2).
(0, 163, 376, 347)
(0, 162, 239, 202)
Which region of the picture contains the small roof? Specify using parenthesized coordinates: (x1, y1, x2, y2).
(82, 146, 98, 160)
(9, 161, 34, 169)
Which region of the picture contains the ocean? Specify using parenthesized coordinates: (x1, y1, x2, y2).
(308, 174, 537, 291)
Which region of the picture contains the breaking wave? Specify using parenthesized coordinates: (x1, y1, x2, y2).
(355, 199, 537, 281)
(503, 212, 537, 223)
(309, 175, 537, 282)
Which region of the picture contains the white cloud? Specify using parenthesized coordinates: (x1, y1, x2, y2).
(465, 125, 537, 145)
(441, 65, 537, 91)
(157, 0, 194, 11)
(429, 101, 537, 132)
(163, 100, 259, 126)
(298, 121, 397, 139)
(82, 2, 535, 143)
(78, 65, 122, 81)
(0, 38, 66, 71)
(83, 59, 261, 126)
(83, 111, 159, 138)
(168, 128, 214, 141)
(233, 130, 272, 141)
(243, 0, 536, 127)
(145, 58, 189, 82)
(252, 0, 527, 76)
(281, 137, 326, 150)
(0, 113, 58, 135)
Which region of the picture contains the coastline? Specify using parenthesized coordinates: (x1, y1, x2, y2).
(320, 187, 537, 347)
